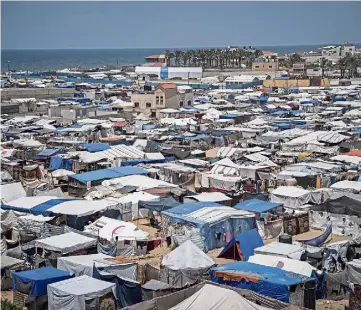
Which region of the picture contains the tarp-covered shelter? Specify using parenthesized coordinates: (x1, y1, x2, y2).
(12, 266, 73, 297)
(35, 232, 96, 254)
(47, 275, 117, 310)
(162, 204, 256, 251)
(160, 240, 215, 288)
(254, 242, 305, 260)
(138, 196, 180, 213)
(234, 199, 281, 213)
(57, 253, 137, 279)
(169, 283, 271, 310)
(217, 229, 264, 261)
(211, 261, 315, 307)
(270, 186, 311, 208)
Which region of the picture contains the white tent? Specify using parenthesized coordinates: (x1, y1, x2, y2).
(162, 240, 214, 270)
(170, 284, 270, 310)
(161, 240, 215, 288)
(48, 275, 117, 310)
(254, 242, 304, 260)
(248, 254, 318, 277)
(57, 253, 138, 280)
(0, 182, 26, 203)
(84, 216, 149, 242)
(270, 186, 311, 208)
(331, 181, 361, 194)
(35, 232, 96, 254)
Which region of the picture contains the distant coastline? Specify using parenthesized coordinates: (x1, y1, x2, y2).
(2, 43, 361, 72)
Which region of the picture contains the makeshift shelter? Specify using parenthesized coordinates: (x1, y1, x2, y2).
(270, 186, 311, 208)
(68, 166, 149, 197)
(141, 279, 171, 300)
(84, 216, 149, 256)
(234, 199, 281, 213)
(35, 232, 97, 255)
(47, 275, 117, 310)
(217, 229, 264, 261)
(184, 192, 233, 206)
(57, 254, 138, 279)
(1, 255, 26, 290)
(162, 204, 256, 251)
(211, 261, 315, 307)
(138, 196, 180, 213)
(254, 242, 305, 260)
(169, 283, 271, 310)
(93, 265, 142, 308)
(310, 196, 361, 235)
(12, 266, 73, 309)
(160, 240, 215, 288)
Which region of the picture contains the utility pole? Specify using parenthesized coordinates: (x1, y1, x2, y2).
(7, 61, 11, 78)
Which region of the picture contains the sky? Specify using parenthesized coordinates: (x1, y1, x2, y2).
(2, 1, 361, 49)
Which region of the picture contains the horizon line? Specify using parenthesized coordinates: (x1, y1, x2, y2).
(3, 42, 361, 51)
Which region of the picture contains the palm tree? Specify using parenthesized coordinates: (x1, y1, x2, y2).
(165, 50, 172, 67)
(174, 50, 183, 67)
(319, 57, 328, 78)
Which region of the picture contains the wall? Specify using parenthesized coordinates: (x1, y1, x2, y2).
(163, 88, 178, 109)
(1, 88, 74, 100)
(263, 79, 330, 88)
(131, 93, 156, 110)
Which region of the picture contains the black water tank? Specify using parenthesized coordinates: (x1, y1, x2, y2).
(279, 234, 292, 244)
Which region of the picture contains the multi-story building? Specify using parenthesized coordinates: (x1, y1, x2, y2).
(131, 83, 193, 117)
(252, 58, 279, 72)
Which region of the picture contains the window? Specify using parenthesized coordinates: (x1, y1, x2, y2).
(160, 96, 164, 105)
(255, 65, 260, 68)
(187, 100, 192, 105)
(156, 96, 160, 105)
(179, 101, 184, 107)
(146, 102, 152, 108)
(269, 65, 273, 69)
(134, 102, 140, 108)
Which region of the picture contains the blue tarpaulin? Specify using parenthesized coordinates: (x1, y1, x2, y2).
(12, 267, 73, 296)
(71, 166, 149, 184)
(120, 158, 167, 167)
(48, 157, 73, 171)
(138, 197, 180, 212)
(211, 261, 309, 303)
(233, 199, 281, 213)
(36, 148, 63, 159)
(271, 123, 292, 130)
(217, 229, 264, 261)
(293, 120, 307, 125)
(80, 143, 110, 152)
(219, 114, 238, 119)
(30, 198, 79, 216)
(162, 202, 223, 215)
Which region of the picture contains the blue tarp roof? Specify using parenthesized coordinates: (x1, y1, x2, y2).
(12, 267, 73, 296)
(217, 229, 264, 261)
(138, 197, 180, 212)
(71, 166, 149, 184)
(36, 148, 63, 158)
(293, 120, 307, 125)
(234, 199, 281, 213)
(30, 198, 79, 216)
(211, 261, 309, 302)
(271, 123, 292, 130)
(352, 128, 361, 134)
(219, 114, 238, 119)
(162, 201, 223, 215)
(80, 143, 110, 152)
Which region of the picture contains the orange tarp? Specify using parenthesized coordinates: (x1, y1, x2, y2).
(344, 150, 361, 157)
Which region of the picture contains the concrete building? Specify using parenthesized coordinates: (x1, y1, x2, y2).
(292, 63, 307, 76)
(48, 105, 97, 120)
(0, 88, 74, 100)
(144, 55, 166, 66)
(131, 83, 193, 116)
(252, 58, 279, 72)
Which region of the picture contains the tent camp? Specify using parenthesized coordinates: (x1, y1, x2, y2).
(47, 275, 117, 310)
(160, 240, 215, 288)
(217, 229, 264, 261)
(169, 283, 270, 310)
(211, 261, 315, 307)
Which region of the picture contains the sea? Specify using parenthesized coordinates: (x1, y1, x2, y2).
(2, 44, 361, 72)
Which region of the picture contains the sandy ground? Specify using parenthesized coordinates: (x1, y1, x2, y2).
(1, 218, 350, 307)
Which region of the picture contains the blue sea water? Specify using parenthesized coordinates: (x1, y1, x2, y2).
(2, 44, 361, 72)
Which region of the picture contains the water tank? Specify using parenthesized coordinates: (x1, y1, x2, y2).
(279, 234, 292, 244)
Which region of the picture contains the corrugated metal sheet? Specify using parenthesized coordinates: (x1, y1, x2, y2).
(99, 145, 145, 160)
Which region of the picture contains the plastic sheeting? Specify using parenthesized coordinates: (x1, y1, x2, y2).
(169, 284, 270, 310)
(47, 275, 116, 310)
(13, 267, 73, 297)
(270, 186, 311, 208)
(93, 266, 142, 308)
